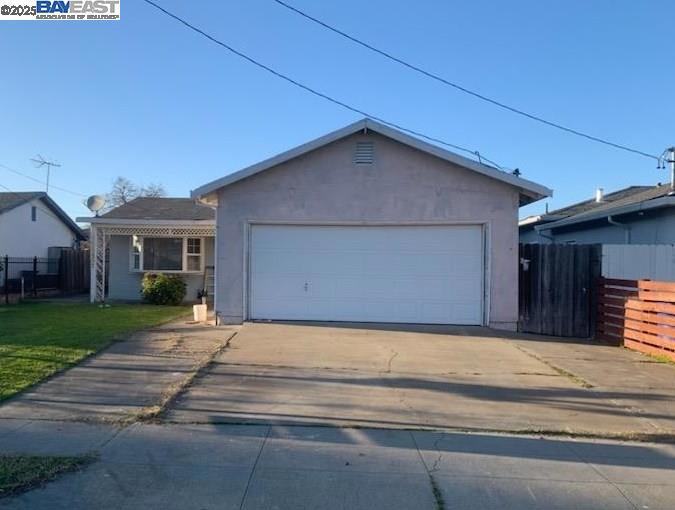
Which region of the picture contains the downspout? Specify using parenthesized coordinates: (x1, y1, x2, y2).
(607, 215, 631, 244)
(194, 195, 219, 325)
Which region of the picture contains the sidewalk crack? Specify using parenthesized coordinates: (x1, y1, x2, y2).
(410, 431, 446, 510)
(239, 425, 271, 510)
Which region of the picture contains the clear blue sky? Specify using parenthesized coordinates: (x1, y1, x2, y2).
(1, 0, 673, 221)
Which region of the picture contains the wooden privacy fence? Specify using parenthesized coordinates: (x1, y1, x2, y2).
(597, 278, 675, 361)
(519, 244, 601, 337)
(58, 249, 90, 293)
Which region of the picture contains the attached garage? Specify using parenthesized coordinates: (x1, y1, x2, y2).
(192, 118, 550, 330)
(249, 224, 484, 325)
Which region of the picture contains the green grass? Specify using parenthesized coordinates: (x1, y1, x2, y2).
(643, 353, 675, 366)
(0, 302, 189, 401)
(0, 454, 94, 497)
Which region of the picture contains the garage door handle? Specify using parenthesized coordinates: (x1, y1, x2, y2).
(304, 282, 309, 292)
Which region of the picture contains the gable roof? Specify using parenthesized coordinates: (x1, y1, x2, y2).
(96, 197, 214, 221)
(521, 184, 675, 232)
(192, 118, 552, 206)
(0, 191, 44, 215)
(0, 191, 85, 240)
(547, 186, 651, 218)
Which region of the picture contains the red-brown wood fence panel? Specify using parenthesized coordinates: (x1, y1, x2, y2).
(596, 278, 638, 344)
(596, 278, 675, 361)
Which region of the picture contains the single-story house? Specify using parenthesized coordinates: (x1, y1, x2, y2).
(0, 192, 85, 279)
(520, 184, 675, 244)
(79, 197, 215, 303)
(189, 118, 550, 330)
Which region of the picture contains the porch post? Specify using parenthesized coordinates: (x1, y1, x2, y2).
(89, 226, 96, 303)
(91, 225, 107, 303)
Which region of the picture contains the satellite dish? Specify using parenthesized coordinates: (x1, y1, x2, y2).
(86, 195, 106, 216)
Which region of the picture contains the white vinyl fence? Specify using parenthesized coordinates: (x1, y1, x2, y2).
(602, 244, 675, 281)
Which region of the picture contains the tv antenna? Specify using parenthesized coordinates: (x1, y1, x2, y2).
(30, 155, 61, 194)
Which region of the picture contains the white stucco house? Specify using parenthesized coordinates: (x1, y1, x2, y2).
(189, 118, 551, 330)
(0, 191, 84, 263)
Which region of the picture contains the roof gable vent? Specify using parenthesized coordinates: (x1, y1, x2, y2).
(354, 142, 375, 164)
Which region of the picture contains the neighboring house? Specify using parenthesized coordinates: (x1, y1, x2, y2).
(0, 191, 84, 261)
(190, 118, 551, 330)
(520, 184, 675, 244)
(78, 198, 215, 303)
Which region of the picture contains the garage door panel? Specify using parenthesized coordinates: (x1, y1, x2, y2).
(252, 275, 307, 299)
(253, 298, 307, 319)
(250, 225, 484, 325)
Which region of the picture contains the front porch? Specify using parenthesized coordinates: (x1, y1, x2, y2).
(88, 221, 216, 304)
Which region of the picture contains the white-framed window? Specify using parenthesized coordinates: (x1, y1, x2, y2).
(131, 235, 142, 270)
(129, 236, 204, 273)
(186, 238, 202, 272)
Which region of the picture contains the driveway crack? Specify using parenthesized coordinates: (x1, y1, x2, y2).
(134, 330, 238, 423)
(511, 344, 594, 388)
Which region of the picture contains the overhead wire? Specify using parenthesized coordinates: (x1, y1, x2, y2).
(0, 163, 87, 198)
(271, 0, 660, 162)
(140, 0, 508, 170)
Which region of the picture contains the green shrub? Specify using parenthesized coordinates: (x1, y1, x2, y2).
(141, 273, 186, 305)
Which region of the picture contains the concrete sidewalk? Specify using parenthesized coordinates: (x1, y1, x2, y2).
(1, 420, 674, 509)
(0, 320, 238, 422)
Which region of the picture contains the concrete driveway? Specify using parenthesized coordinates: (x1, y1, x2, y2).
(166, 322, 675, 437)
(2, 321, 675, 509)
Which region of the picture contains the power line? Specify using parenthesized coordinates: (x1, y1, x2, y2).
(140, 0, 506, 170)
(0, 162, 87, 198)
(272, 0, 660, 162)
(1, 163, 183, 220)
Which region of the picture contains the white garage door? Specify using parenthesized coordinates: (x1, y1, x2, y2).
(250, 225, 484, 325)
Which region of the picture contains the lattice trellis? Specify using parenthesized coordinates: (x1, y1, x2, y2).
(102, 225, 215, 237)
(93, 226, 107, 302)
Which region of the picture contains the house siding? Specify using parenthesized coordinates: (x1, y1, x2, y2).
(215, 131, 521, 330)
(107, 235, 214, 303)
(0, 198, 77, 258)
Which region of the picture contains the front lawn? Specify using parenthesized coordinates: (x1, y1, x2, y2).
(0, 454, 93, 497)
(0, 302, 189, 401)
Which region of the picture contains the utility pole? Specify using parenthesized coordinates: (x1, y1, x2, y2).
(29, 155, 61, 194)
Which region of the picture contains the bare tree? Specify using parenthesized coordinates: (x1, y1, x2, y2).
(141, 182, 166, 198)
(105, 177, 166, 211)
(107, 177, 139, 209)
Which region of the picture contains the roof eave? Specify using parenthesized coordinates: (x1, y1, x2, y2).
(76, 217, 216, 226)
(518, 213, 566, 228)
